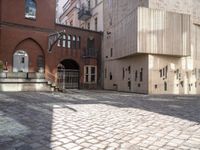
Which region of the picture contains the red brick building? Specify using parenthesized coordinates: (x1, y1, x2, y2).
(0, 0, 102, 90)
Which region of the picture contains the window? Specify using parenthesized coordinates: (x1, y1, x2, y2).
(128, 81, 131, 90)
(72, 36, 76, 49)
(140, 68, 143, 82)
(160, 69, 162, 77)
(128, 66, 131, 74)
(88, 23, 90, 30)
(163, 68, 165, 77)
(67, 35, 71, 48)
(135, 70, 138, 81)
(110, 48, 113, 57)
(91, 67, 96, 82)
(85, 67, 89, 82)
(122, 68, 125, 80)
(110, 72, 112, 80)
(164, 82, 167, 91)
(25, 0, 36, 19)
(84, 66, 97, 83)
(62, 35, 66, 47)
(160, 66, 168, 78)
(165, 66, 168, 78)
(95, 18, 98, 31)
(77, 36, 81, 48)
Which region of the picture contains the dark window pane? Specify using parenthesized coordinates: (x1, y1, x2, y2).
(91, 67, 95, 74)
(91, 75, 95, 82)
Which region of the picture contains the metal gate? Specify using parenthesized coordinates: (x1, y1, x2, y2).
(57, 69, 79, 90)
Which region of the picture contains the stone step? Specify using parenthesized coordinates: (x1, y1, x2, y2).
(0, 79, 54, 92)
(0, 78, 47, 83)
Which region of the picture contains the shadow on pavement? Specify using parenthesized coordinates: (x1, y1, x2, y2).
(0, 91, 200, 150)
(0, 92, 77, 150)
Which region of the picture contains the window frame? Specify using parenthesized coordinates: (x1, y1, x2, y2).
(62, 34, 66, 48)
(25, 0, 37, 20)
(67, 35, 72, 48)
(77, 36, 81, 49)
(72, 35, 76, 49)
(84, 65, 97, 83)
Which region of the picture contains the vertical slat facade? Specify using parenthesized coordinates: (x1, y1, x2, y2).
(137, 7, 191, 56)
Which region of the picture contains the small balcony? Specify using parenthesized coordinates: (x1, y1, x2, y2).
(78, 7, 92, 21)
(82, 48, 97, 58)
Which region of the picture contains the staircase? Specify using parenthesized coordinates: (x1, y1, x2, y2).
(0, 72, 55, 92)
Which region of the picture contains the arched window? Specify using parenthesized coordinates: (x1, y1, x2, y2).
(77, 36, 81, 49)
(72, 36, 76, 49)
(25, 0, 36, 19)
(67, 35, 71, 48)
(62, 35, 66, 47)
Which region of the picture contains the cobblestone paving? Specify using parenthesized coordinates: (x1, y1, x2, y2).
(0, 90, 200, 150)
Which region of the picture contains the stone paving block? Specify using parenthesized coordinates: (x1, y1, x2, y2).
(0, 92, 200, 150)
(62, 143, 77, 149)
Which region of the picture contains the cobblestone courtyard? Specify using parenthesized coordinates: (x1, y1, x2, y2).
(0, 91, 200, 150)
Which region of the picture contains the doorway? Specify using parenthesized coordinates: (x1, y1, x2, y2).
(57, 59, 80, 89)
(13, 50, 29, 72)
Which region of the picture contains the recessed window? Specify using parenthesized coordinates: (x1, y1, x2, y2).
(160, 69, 162, 77)
(67, 35, 71, 48)
(72, 36, 76, 49)
(122, 68, 125, 80)
(62, 35, 66, 47)
(77, 36, 81, 49)
(128, 81, 131, 90)
(110, 72, 113, 80)
(164, 82, 167, 91)
(25, 0, 36, 19)
(140, 68, 143, 82)
(128, 66, 131, 74)
(135, 71, 138, 81)
(84, 66, 97, 83)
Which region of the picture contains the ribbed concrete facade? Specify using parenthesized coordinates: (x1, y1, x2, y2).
(103, 0, 200, 94)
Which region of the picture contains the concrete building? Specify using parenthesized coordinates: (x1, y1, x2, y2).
(0, 0, 102, 91)
(60, 0, 103, 32)
(103, 0, 200, 94)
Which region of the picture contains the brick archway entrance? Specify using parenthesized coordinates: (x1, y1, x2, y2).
(57, 59, 80, 90)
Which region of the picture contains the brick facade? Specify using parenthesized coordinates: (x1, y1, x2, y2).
(0, 0, 102, 89)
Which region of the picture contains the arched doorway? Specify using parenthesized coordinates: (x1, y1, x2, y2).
(13, 50, 29, 72)
(57, 59, 80, 89)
